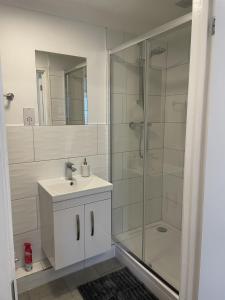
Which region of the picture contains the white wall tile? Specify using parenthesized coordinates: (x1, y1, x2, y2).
(123, 202, 142, 232)
(165, 95, 187, 123)
(164, 123, 186, 150)
(111, 93, 125, 124)
(49, 75, 65, 99)
(14, 230, 44, 266)
(111, 52, 126, 94)
(97, 124, 108, 155)
(146, 174, 163, 200)
(112, 207, 123, 236)
(112, 124, 139, 153)
(9, 159, 66, 200)
(69, 77, 83, 99)
(68, 100, 84, 122)
(164, 174, 183, 204)
(112, 177, 143, 209)
(164, 199, 182, 230)
(145, 197, 162, 225)
(112, 153, 123, 181)
(164, 148, 184, 177)
(69, 154, 109, 180)
(148, 68, 166, 95)
(166, 64, 189, 95)
(86, 154, 109, 180)
(7, 126, 34, 164)
(125, 94, 144, 123)
(51, 99, 66, 121)
(52, 120, 66, 126)
(12, 197, 37, 235)
(147, 95, 165, 123)
(148, 123, 164, 149)
(34, 125, 97, 160)
(122, 151, 143, 179)
(126, 68, 139, 95)
(147, 149, 163, 176)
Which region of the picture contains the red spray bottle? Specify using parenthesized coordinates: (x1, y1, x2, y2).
(24, 242, 33, 271)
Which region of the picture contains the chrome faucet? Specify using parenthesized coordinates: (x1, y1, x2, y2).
(66, 161, 77, 180)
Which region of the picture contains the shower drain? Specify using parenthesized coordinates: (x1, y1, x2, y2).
(157, 226, 168, 233)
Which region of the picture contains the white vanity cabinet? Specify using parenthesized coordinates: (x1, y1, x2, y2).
(85, 199, 111, 259)
(54, 205, 85, 270)
(38, 175, 112, 270)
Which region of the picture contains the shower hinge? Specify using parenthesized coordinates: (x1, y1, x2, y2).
(210, 17, 216, 36)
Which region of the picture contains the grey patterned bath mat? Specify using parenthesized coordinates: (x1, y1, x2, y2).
(78, 267, 159, 300)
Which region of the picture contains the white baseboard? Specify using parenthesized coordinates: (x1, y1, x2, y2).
(115, 245, 178, 300)
(17, 246, 115, 294)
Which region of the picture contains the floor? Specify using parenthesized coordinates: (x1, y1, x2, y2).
(115, 221, 181, 290)
(18, 258, 123, 300)
(19, 222, 180, 299)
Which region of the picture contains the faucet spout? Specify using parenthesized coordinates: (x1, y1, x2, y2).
(66, 161, 77, 180)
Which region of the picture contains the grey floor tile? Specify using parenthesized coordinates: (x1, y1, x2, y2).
(28, 278, 72, 300)
(71, 289, 83, 300)
(18, 292, 30, 300)
(94, 258, 123, 276)
(64, 266, 99, 292)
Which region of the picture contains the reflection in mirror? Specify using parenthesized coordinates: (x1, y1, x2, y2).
(35, 50, 88, 126)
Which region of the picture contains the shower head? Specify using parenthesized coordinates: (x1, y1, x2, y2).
(150, 46, 166, 57)
(175, 0, 192, 8)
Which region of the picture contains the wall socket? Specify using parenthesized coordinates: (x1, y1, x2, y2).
(23, 108, 35, 126)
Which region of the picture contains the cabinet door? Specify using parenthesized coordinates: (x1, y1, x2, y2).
(85, 199, 111, 259)
(54, 206, 84, 270)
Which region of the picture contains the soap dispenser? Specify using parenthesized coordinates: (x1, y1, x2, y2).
(81, 158, 90, 177)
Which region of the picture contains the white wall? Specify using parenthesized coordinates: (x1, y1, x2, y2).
(198, 1, 225, 299)
(0, 5, 107, 125)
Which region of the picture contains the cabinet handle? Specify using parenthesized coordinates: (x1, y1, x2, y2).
(91, 211, 94, 236)
(76, 215, 80, 241)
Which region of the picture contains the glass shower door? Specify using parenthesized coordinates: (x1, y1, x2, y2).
(111, 42, 145, 259)
(110, 21, 191, 292)
(144, 23, 191, 291)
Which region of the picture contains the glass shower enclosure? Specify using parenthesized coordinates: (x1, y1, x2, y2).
(110, 20, 191, 292)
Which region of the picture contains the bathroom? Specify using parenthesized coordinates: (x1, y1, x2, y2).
(0, 0, 224, 300)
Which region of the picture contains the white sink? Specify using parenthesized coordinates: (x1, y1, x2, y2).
(38, 175, 113, 202)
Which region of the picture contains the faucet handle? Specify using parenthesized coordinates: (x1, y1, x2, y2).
(66, 161, 74, 168)
(66, 161, 77, 172)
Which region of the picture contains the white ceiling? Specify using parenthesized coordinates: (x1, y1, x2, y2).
(0, 0, 192, 34)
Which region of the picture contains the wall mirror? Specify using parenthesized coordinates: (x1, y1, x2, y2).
(35, 50, 88, 126)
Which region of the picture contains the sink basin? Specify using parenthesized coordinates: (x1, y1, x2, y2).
(38, 175, 113, 202)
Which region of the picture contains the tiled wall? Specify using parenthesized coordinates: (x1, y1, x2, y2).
(7, 124, 108, 265)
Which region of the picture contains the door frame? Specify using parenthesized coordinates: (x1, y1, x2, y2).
(0, 61, 17, 299)
(180, 1, 212, 300)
